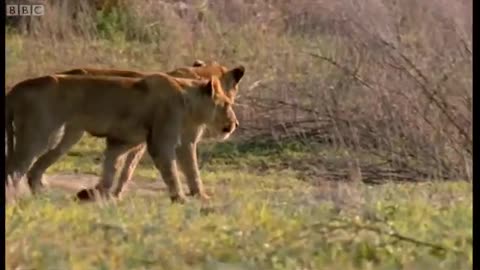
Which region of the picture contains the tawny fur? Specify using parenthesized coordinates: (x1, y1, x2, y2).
(5, 64, 245, 203)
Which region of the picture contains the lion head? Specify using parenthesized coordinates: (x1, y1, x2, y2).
(186, 65, 245, 140)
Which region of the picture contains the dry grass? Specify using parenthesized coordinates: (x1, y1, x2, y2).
(6, 0, 471, 182)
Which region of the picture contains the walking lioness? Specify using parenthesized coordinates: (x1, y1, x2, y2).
(40, 61, 242, 201)
(6, 66, 245, 203)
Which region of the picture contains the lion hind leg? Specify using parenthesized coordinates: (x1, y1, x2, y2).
(76, 139, 134, 201)
(96, 139, 134, 192)
(27, 126, 84, 192)
(8, 123, 53, 193)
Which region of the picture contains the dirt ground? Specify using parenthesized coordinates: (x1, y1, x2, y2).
(5, 174, 170, 203)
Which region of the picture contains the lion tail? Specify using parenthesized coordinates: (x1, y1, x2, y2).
(5, 95, 14, 162)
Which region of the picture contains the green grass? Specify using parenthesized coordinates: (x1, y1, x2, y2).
(6, 136, 472, 269)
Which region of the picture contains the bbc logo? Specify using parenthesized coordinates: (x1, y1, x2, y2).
(7, 5, 45, 16)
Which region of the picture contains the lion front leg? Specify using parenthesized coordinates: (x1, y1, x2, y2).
(145, 108, 188, 203)
(147, 142, 187, 204)
(176, 140, 210, 201)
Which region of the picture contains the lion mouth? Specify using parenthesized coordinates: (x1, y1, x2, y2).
(204, 125, 235, 141)
(221, 133, 231, 141)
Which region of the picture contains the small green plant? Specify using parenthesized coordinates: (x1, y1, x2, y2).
(95, 7, 130, 40)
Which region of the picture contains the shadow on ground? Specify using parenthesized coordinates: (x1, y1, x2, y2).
(6, 174, 169, 204)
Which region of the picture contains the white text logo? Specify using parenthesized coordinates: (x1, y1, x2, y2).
(7, 4, 45, 16)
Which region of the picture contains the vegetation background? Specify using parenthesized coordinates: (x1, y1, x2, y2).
(5, 0, 472, 269)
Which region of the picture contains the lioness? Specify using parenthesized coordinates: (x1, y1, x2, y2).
(6, 67, 245, 203)
(13, 61, 243, 201)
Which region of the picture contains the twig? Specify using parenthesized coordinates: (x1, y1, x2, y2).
(309, 219, 464, 254)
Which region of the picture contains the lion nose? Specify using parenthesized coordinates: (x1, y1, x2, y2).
(222, 126, 232, 133)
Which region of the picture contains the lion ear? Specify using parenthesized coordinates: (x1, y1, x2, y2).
(220, 65, 245, 96)
(229, 65, 245, 84)
(192, 59, 206, 67)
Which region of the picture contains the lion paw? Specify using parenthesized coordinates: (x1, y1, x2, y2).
(75, 188, 97, 201)
(188, 191, 212, 202)
(170, 194, 188, 204)
(75, 188, 112, 202)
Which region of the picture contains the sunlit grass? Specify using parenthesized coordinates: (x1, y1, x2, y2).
(6, 136, 472, 270)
